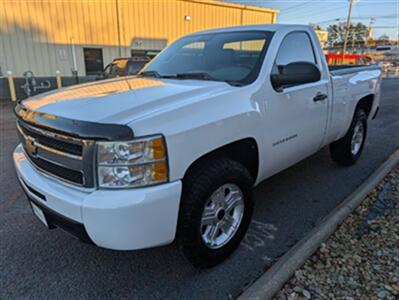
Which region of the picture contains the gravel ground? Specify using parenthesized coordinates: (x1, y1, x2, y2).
(275, 165, 399, 300)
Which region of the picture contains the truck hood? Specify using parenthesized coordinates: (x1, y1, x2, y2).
(22, 76, 231, 124)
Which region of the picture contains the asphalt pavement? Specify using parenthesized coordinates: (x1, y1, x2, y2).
(0, 79, 398, 300)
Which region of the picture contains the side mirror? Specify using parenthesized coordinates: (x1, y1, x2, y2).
(271, 62, 321, 91)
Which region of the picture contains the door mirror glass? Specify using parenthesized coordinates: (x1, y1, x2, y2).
(271, 62, 321, 91)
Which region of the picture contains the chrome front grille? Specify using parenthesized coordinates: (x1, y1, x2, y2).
(19, 123, 83, 156)
(17, 120, 95, 187)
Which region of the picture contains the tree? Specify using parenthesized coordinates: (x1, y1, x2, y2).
(327, 23, 343, 47)
(309, 23, 323, 31)
(327, 22, 368, 48)
(378, 34, 389, 41)
(354, 22, 368, 43)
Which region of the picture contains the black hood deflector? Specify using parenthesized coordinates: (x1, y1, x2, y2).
(15, 104, 134, 141)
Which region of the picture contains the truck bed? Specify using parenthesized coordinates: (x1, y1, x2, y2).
(329, 64, 381, 76)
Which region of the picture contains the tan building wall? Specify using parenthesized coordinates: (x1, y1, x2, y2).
(315, 30, 328, 48)
(0, 0, 278, 77)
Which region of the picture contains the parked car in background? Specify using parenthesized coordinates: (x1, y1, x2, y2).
(376, 45, 393, 52)
(96, 57, 151, 80)
(14, 25, 381, 268)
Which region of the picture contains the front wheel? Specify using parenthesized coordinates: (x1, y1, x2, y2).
(330, 109, 368, 166)
(177, 159, 254, 268)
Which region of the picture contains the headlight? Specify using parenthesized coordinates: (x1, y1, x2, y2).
(97, 135, 168, 188)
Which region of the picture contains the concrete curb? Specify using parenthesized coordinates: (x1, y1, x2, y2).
(239, 149, 399, 300)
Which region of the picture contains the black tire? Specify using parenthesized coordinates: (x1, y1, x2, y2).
(177, 158, 254, 268)
(330, 108, 367, 166)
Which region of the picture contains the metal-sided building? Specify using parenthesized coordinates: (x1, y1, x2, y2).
(0, 0, 278, 77)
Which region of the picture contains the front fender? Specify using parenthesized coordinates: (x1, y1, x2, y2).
(129, 90, 264, 181)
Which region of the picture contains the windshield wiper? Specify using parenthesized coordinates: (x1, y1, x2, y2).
(175, 72, 216, 81)
(138, 70, 162, 78)
(139, 70, 180, 79)
(226, 80, 245, 87)
(175, 72, 244, 86)
(139, 71, 234, 85)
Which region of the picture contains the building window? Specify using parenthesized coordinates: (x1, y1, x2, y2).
(131, 49, 160, 59)
(83, 48, 104, 75)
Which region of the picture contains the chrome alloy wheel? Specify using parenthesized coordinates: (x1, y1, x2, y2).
(351, 120, 364, 155)
(200, 183, 245, 249)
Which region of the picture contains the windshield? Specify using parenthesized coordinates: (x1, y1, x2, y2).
(140, 31, 273, 86)
(127, 60, 148, 74)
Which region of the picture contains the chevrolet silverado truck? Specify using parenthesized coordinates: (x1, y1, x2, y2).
(14, 25, 381, 268)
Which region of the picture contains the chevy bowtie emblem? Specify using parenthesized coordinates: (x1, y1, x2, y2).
(25, 136, 38, 156)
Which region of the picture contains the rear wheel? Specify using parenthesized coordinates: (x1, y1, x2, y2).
(177, 158, 254, 268)
(330, 109, 367, 166)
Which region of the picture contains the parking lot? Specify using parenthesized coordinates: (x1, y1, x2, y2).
(0, 78, 398, 299)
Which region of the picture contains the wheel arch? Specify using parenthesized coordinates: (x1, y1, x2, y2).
(182, 137, 259, 185)
(355, 94, 374, 117)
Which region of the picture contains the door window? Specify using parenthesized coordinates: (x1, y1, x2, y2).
(83, 48, 104, 75)
(127, 61, 148, 75)
(275, 32, 316, 66)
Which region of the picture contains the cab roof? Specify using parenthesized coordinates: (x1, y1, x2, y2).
(189, 24, 312, 36)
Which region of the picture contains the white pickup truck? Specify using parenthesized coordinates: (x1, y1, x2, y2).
(14, 25, 381, 267)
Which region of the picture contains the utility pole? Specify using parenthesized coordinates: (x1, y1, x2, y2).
(365, 18, 375, 52)
(115, 0, 122, 57)
(343, 0, 356, 55)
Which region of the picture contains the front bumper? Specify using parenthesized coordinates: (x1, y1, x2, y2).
(14, 144, 182, 250)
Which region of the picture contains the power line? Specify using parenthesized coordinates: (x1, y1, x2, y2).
(315, 15, 398, 25)
(372, 26, 398, 28)
(280, 5, 347, 20)
(378, 19, 398, 25)
(317, 18, 345, 24)
(278, 1, 397, 22)
(278, 1, 316, 14)
(349, 15, 398, 20)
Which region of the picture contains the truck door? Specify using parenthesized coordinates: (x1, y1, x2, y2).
(264, 31, 329, 174)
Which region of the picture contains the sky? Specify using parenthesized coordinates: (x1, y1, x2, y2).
(224, 0, 398, 40)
